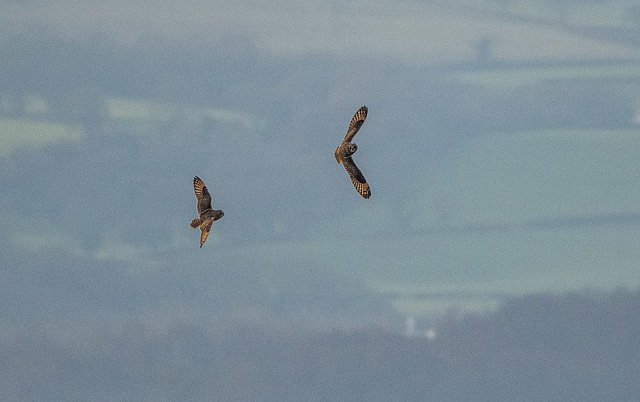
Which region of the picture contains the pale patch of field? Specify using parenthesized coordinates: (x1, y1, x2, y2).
(105, 97, 263, 130)
(451, 63, 640, 89)
(0, 119, 84, 157)
(392, 297, 500, 316)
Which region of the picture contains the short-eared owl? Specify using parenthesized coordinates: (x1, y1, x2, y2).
(190, 176, 224, 248)
(334, 105, 371, 199)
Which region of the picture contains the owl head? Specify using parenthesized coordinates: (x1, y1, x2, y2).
(348, 143, 358, 155)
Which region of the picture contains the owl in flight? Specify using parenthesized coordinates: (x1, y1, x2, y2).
(190, 176, 224, 248)
(334, 105, 371, 199)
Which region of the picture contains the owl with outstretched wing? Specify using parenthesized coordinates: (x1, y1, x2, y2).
(334, 106, 371, 199)
(190, 176, 224, 248)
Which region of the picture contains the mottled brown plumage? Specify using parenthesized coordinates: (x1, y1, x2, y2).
(190, 176, 224, 248)
(334, 106, 371, 199)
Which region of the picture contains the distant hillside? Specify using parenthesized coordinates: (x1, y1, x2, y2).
(1, 4, 639, 322)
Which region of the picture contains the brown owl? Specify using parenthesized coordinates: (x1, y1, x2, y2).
(334, 105, 371, 199)
(190, 176, 224, 248)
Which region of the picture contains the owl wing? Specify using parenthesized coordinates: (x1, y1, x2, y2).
(193, 176, 213, 215)
(343, 105, 368, 143)
(199, 219, 213, 248)
(342, 156, 371, 199)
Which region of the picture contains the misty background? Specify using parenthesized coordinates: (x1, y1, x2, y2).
(1, 0, 640, 400)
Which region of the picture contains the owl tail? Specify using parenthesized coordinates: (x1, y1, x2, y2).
(334, 146, 342, 164)
(190, 218, 202, 228)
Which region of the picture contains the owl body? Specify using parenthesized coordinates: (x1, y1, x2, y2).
(190, 209, 224, 228)
(204, 209, 225, 221)
(334, 142, 357, 163)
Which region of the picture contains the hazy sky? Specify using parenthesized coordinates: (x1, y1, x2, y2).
(2, 1, 640, 399)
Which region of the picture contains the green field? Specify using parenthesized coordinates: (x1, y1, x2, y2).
(241, 128, 640, 314)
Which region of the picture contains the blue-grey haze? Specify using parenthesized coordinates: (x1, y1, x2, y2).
(1, 0, 640, 399)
